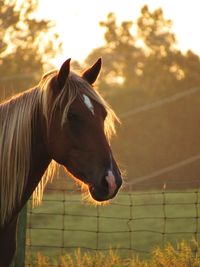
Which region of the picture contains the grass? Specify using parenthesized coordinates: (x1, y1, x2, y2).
(26, 190, 200, 261)
(26, 241, 200, 267)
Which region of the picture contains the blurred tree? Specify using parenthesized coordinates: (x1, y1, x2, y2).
(137, 6, 200, 94)
(85, 13, 144, 95)
(136, 5, 177, 94)
(175, 50, 200, 90)
(86, 5, 200, 98)
(137, 5, 176, 56)
(0, 0, 62, 97)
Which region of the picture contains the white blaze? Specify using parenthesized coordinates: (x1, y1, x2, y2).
(83, 94, 94, 115)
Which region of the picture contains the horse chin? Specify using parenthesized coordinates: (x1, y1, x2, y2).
(88, 184, 118, 202)
(64, 165, 122, 202)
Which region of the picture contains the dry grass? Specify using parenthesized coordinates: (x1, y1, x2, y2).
(26, 240, 200, 267)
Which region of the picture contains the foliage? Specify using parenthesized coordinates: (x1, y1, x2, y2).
(85, 12, 143, 92)
(26, 241, 200, 267)
(151, 241, 200, 267)
(137, 5, 176, 56)
(85, 5, 200, 97)
(0, 0, 62, 97)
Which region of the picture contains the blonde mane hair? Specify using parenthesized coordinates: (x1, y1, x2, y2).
(0, 70, 119, 226)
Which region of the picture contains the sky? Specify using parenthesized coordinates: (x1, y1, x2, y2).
(37, 0, 200, 67)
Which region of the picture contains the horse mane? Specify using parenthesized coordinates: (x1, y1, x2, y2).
(0, 87, 56, 226)
(0, 69, 119, 226)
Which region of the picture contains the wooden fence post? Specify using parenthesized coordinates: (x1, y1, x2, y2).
(13, 205, 27, 267)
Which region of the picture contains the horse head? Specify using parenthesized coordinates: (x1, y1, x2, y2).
(44, 58, 122, 201)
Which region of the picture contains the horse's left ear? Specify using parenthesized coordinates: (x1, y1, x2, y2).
(82, 58, 102, 85)
(57, 58, 71, 90)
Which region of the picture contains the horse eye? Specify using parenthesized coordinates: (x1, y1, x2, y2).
(67, 112, 78, 121)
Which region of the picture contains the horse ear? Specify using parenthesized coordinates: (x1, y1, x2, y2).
(82, 58, 102, 84)
(57, 58, 71, 90)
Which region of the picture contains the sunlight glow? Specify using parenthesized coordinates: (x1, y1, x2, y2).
(37, 0, 200, 67)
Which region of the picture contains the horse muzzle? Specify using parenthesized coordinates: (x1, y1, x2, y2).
(89, 169, 122, 202)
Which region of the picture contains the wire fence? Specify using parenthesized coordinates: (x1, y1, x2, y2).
(25, 182, 200, 265)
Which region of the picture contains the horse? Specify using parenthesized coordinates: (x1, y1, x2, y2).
(0, 58, 122, 267)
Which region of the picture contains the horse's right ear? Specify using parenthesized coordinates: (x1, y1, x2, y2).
(57, 58, 71, 90)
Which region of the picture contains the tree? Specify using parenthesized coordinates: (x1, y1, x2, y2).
(86, 5, 200, 98)
(137, 6, 200, 93)
(137, 5, 176, 57)
(175, 50, 200, 90)
(136, 5, 182, 94)
(85, 13, 144, 95)
(0, 0, 62, 97)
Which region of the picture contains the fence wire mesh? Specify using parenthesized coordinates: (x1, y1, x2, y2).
(25, 183, 200, 265)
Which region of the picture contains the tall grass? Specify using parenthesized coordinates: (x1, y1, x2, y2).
(27, 241, 200, 267)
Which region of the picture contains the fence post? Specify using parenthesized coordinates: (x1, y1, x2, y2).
(13, 205, 27, 267)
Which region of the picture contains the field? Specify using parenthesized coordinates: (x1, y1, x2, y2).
(26, 189, 200, 264)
